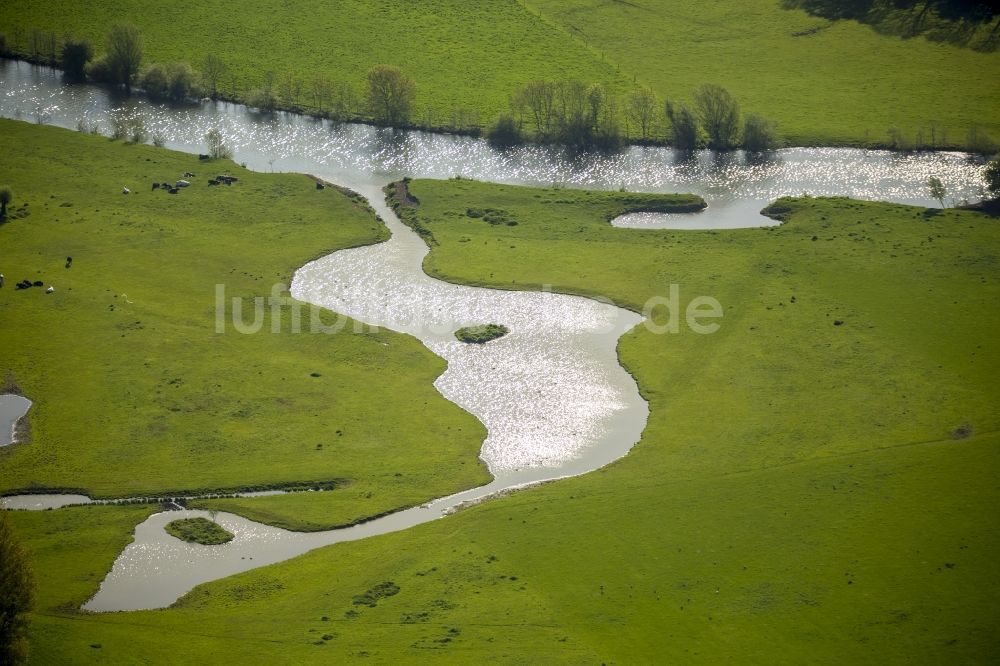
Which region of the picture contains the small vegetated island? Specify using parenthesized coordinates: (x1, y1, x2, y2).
(454, 324, 509, 344)
(165, 517, 234, 545)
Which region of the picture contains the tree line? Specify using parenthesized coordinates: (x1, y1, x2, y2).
(492, 80, 778, 152)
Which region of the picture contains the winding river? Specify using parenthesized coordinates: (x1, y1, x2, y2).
(0, 60, 989, 611)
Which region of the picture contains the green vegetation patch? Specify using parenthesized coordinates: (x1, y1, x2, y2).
(165, 517, 234, 545)
(8, 181, 1000, 662)
(352, 581, 400, 607)
(454, 324, 509, 344)
(0, 121, 489, 530)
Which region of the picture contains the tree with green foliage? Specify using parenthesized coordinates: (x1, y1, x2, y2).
(695, 84, 740, 150)
(61, 39, 92, 81)
(0, 511, 34, 665)
(928, 176, 947, 207)
(665, 101, 699, 150)
(366, 65, 415, 127)
(105, 23, 142, 94)
(141, 62, 200, 102)
(0, 186, 11, 219)
(205, 128, 232, 160)
(742, 114, 777, 152)
(984, 156, 1000, 198)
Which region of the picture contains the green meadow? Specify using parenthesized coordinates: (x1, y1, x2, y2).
(0, 121, 489, 529)
(1, 0, 998, 146)
(526, 0, 1000, 146)
(6, 165, 999, 662)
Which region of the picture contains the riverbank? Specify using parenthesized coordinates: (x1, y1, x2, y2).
(2, 0, 998, 150)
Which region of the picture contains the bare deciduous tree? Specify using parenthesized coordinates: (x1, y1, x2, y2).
(627, 86, 657, 141)
(203, 53, 227, 99)
(513, 80, 556, 136)
(312, 74, 332, 113)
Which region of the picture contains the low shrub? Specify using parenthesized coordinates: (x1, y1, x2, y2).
(487, 113, 522, 148)
(164, 517, 234, 545)
(455, 323, 509, 344)
(742, 114, 777, 152)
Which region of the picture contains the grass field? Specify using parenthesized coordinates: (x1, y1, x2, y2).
(525, 0, 1000, 147)
(0, 121, 489, 529)
(1, 0, 998, 147)
(8, 177, 999, 662)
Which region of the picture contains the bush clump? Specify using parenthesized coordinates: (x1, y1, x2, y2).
(467, 208, 516, 225)
(352, 581, 400, 607)
(742, 114, 777, 152)
(487, 113, 523, 148)
(165, 517, 234, 545)
(141, 62, 201, 102)
(455, 324, 510, 344)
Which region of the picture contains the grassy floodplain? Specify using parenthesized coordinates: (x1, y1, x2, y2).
(8, 174, 999, 662)
(1, 0, 998, 146)
(0, 121, 489, 530)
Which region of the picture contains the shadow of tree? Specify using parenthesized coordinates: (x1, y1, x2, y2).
(781, 0, 1000, 51)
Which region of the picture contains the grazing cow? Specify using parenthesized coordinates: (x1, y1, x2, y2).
(0, 274, 4, 288)
(162, 182, 172, 190)
(168, 187, 179, 194)
(176, 180, 190, 188)
(122, 186, 130, 195)
(316, 181, 325, 190)
(152, 182, 160, 190)
(183, 171, 195, 178)
(46, 286, 54, 294)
